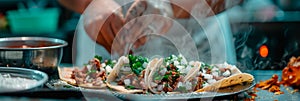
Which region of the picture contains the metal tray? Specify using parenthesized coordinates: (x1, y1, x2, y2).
(0, 67, 48, 93)
(46, 79, 255, 100)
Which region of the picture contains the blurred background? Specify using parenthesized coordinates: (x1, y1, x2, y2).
(0, 0, 79, 63)
(0, 0, 300, 70)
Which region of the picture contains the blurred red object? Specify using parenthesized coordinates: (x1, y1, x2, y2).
(281, 56, 300, 88)
(0, 13, 8, 30)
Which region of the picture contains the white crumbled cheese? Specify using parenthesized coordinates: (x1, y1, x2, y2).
(123, 57, 129, 64)
(203, 74, 213, 79)
(106, 65, 112, 73)
(223, 70, 231, 77)
(207, 79, 217, 84)
(124, 79, 131, 86)
(185, 82, 192, 90)
(189, 61, 195, 66)
(174, 61, 180, 66)
(212, 71, 219, 77)
(101, 63, 106, 68)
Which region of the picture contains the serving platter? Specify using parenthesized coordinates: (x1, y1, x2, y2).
(46, 79, 255, 100)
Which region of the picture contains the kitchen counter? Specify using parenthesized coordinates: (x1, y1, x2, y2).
(1, 68, 300, 101)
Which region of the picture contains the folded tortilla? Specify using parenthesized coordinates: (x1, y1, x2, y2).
(58, 67, 76, 86)
(106, 56, 154, 94)
(195, 73, 254, 92)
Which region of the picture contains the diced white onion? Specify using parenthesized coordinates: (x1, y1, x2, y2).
(106, 65, 112, 73)
(212, 72, 219, 77)
(101, 63, 106, 68)
(177, 65, 185, 74)
(203, 74, 213, 79)
(222, 70, 231, 77)
(211, 68, 219, 72)
(207, 79, 217, 84)
(177, 82, 183, 88)
(185, 82, 192, 90)
(124, 79, 131, 86)
(87, 65, 92, 71)
(174, 61, 180, 66)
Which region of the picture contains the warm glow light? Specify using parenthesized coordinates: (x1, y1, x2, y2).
(259, 45, 268, 58)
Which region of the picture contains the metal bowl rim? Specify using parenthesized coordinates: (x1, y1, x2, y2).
(0, 67, 49, 93)
(0, 37, 68, 50)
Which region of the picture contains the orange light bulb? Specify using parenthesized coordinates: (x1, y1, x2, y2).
(259, 45, 268, 58)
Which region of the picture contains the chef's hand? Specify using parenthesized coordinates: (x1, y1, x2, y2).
(111, 0, 173, 55)
(82, 0, 125, 53)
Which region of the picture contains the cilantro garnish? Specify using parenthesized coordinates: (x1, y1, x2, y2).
(126, 85, 136, 89)
(128, 55, 148, 76)
(94, 55, 102, 62)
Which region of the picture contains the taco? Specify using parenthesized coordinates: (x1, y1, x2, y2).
(106, 55, 150, 93)
(58, 56, 116, 89)
(183, 62, 254, 92)
(147, 54, 198, 93)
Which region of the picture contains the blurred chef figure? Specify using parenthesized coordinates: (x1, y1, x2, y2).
(58, 0, 242, 66)
(59, 0, 276, 66)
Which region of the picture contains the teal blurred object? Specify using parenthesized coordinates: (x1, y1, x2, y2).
(6, 8, 60, 34)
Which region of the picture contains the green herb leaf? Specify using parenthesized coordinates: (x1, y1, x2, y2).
(94, 55, 102, 62)
(64, 85, 72, 88)
(128, 55, 148, 76)
(126, 85, 135, 89)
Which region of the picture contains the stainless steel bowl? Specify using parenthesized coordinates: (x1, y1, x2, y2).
(0, 67, 48, 93)
(0, 37, 68, 76)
